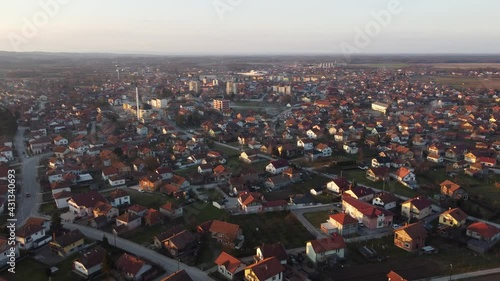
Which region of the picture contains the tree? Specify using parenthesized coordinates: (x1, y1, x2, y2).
(50, 212, 62, 234)
(113, 147, 123, 157)
(102, 235, 110, 249)
(102, 253, 113, 277)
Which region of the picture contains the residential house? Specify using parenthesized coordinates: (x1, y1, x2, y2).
(393, 222, 428, 252)
(315, 143, 332, 157)
(163, 230, 198, 257)
(68, 191, 108, 217)
(108, 175, 126, 187)
(343, 186, 375, 202)
(372, 156, 392, 168)
(72, 246, 106, 278)
(136, 124, 148, 136)
(244, 257, 285, 281)
(306, 235, 346, 264)
(320, 213, 358, 236)
(343, 143, 359, 154)
(159, 202, 183, 219)
(326, 177, 350, 194)
(107, 189, 131, 207)
(297, 139, 314, 151)
(265, 174, 292, 190)
(16, 223, 51, 250)
(50, 229, 85, 256)
(401, 197, 433, 220)
(372, 192, 398, 210)
(199, 220, 244, 249)
(466, 222, 500, 242)
(238, 192, 264, 213)
(342, 195, 394, 229)
(128, 204, 148, 217)
(115, 253, 153, 281)
(439, 208, 468, 228)
(440, 180, 467, 200)
(391, 167, 417, 189)
(254, 242, 288, 265)
(171, 175, 190, 190)
(115, 213, 142, 231)
(366, 167, 390, 182)
(156, 167, 173, 180)
(215, 251, 246, 280)
(265, 159, 289, 175)
(53, 191, 72, 209)
(92, 202, 119, 222)
(467, 222, 500, 253)
(144, 208, 163, 226)
(139, 172, 163, 192)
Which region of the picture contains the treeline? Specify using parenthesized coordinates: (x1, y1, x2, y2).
(0, 108, 17, 136)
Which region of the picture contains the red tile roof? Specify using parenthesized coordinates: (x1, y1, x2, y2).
(343, 195, 394, 218)
(467, 222, 500, 239)
(308, 236, 346, 253)
(214, 251, 243, 274)
(116, 253, 148, 277)
(245, 257, 285, 281)
(329, 213, 358, 225)
(208, 220, 240, 239)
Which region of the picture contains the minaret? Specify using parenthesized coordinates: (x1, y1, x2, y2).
(116, 65, 120, 80)
(136, 87, 140, 121)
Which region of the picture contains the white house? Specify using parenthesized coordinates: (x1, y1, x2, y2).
(16, 224, 51, 250)
(326, 177, 350, 194)
(306, 236, 346, 264)
(372, 192, 398, 210)
(108, 175, 126, 187)
(297, 139, 314, 150)
(316, 143, 332, 157)
(107, 189, 130, 207)
(53, 136, 68, 146)
(265, 159, 289, 175)
(0, 237, 19, 267)
(214, 251, 246, 280)
(73, 246, 106, 278)
(53, 191, 72, 209)
(116, 213, 142, 231)
(343, 143, 359, 154)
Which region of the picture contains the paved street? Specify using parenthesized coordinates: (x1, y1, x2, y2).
(14, 127, 51, 228)
(63, 223, 213, 281)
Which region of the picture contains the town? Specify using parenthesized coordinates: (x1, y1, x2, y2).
(0, 54, 500, 281)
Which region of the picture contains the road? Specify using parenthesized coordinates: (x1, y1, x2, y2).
(290, 204, 336, 239)
(63, 223, 212, 281)
(430, 267, 500, 281)
(14, 127, 50, 228)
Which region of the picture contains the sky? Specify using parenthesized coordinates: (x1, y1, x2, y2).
(0, 0, 499, 55)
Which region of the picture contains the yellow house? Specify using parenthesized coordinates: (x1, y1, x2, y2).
(50, 229, 85, 256)
(439, 208, 468, 228)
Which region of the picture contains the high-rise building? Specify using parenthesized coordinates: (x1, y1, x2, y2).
(226, 81, 237, 95)
(213, 99, 230, 112)
(189, 80, 201, 93)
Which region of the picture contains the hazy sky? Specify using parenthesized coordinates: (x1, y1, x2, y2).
(0, 0, 499, 54)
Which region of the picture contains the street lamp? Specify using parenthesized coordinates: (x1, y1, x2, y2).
(449, 263, 453, 281)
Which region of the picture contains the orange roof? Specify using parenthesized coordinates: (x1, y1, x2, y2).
(308, 236, 346, 253)
(467, 222, 500, 239)
(214, 252, 243, 274)
(209, 220, 240, 239)
(329, 213, 357, 225)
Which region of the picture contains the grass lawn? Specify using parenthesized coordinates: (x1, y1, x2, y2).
(290, 175, 330, 194)
(39, 202, 59, 216)
(123, 223, 171, 245)
(183, 202, 229, 226)
(128, 191, 184, 210)
(1, 258, 48, 281)
(228, 211, 315, 257)
(303, 210, 331, 227)
(214, 144, 240, 157)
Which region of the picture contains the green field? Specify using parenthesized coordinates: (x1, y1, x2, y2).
(303, 210, 332, 227)
(228, 211, 315, 257)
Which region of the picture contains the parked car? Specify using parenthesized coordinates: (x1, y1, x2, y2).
(392, 224, 401, 229)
